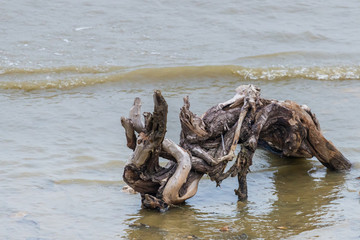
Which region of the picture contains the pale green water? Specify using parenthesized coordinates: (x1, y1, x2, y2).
(1, 1, 360, 239)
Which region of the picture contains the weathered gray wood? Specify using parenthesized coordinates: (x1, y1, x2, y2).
(121, 85, 351, 211)
(161, 139, 201, 204)
(129, 97, 145, 133)
(120, 117, 136, 150)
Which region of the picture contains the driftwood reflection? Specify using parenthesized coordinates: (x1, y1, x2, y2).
(234, 152, 346, 238)
(123, 154, 346, 239)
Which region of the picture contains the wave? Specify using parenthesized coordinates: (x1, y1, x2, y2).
(234, 65, 360, 81)
(1, 64, 360, 90)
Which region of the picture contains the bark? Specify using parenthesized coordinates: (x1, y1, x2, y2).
(121, 85, 351, 210)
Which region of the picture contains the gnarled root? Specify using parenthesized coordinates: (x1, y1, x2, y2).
(122, 91, 202, 211)
(258, 100, 351, 170)
(121, 85, 351, 210)
(161, 139, 202, 204)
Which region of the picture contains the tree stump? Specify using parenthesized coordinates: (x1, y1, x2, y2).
(121, 85, 351, 211)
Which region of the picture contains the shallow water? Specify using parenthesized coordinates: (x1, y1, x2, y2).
(1, 1, 360, 239)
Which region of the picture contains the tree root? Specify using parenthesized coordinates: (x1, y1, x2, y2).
(121, 85, 351, 210)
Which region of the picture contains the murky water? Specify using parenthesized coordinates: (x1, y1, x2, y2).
(1, 1, 360, 239)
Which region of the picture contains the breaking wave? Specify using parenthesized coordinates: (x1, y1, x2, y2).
(1, 65, 359, 91)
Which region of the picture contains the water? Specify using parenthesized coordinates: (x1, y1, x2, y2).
(1, 1, 360, 239)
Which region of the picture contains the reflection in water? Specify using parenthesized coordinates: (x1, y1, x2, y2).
(124, 206, 204, 239)
(123, 151, 347, 239)
(124, 201, 251, 239)
(2, 78, 357, 239)
(235, 152, 346, 239)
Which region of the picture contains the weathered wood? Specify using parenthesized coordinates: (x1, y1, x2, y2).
(122, 90, 203, 211)
(161, 139, 201, 204)
(257, 100, 351, 170)
(129, 97, 145, 133)
(122, 91, 169, 210)
(120, 117, 136, 150)
(121, 85, 351, 211)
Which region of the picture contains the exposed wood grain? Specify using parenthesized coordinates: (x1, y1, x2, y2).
(121, 85, 351, 210)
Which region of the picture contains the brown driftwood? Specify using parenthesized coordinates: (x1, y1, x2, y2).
(121, 85, 351, 211)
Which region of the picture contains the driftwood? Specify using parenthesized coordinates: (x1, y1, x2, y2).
(121, 85, 351, 211)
